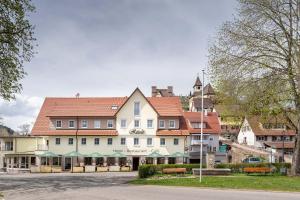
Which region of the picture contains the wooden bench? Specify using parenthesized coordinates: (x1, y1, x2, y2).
(244, 167, 272, 174)
(162, 168, 186, 174)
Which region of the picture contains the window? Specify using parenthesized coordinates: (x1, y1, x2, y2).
(120, 138, 126, 145)
(107, 120, 113, 128)
(160, 138, 166, 146)
(55, 138, 60, 145)
(111, 105, 118, 110)
(81, 138, 86, 145)
(56, 120, 62, 128)
(191, 122, 206, 129)
(147, 138, 153, 146)
(159, 120, 165, 128)
(107, 138, 113, 145)
(134, 138, 139, 146)
(134, 102, 140, 116)
(94, 120, 101, 128)
(174, 138, 179, 145)
(69, 120, 75, 128)
(68, 138, 73, 145)
(121, 119, 127, 128)
(147, 119, 153, 128)
(169, 120, 175, 128)
(94, 138, 99, 145)
(81, 120, 88, 128)
(134, 119, 140, 128)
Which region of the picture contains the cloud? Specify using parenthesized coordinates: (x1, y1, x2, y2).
(0, 95, 43, 130)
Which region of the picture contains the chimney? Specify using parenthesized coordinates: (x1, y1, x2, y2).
(151, 86, 157, 97)
(204, 109, 208, 116)
(167, 86, 173, 96)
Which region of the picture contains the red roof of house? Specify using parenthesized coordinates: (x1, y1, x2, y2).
(32, 130, 118, 136)
(31, 93, 184, 136)
(247, 116, 296, 136)
(264, 142, 295, 149)
(183, 112, 221, 134)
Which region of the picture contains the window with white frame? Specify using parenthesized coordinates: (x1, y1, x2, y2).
(56, 120, 62, 128)
(159, 120, 165, 128)
(160, 138, 166, 146)
(69, 120, 75, 128)
(134, 138, 139, 146)
(81, 138, 87, 145)
(120, 138, 126, 145)
(94, 120, 101, 128)
(134, 119, 140, 128)
(107, 138, 113, 145)
(134, 102, 140, 116)
(55, 138, 60, 145)
(147, 138, 153, 146)
(107, 120, 113, 128)
(81, 120, 88, 128)
(121, 119, 127, 128)
(94, 138, 100, 145)
(174, 138, 179, 145)
(191, 122, 206, 129)
(147, 119, 153, 128)
(68, 138, 73, 145)
(169, 120, 176, 128)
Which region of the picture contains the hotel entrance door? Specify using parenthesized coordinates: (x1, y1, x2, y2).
(132, 157, 139, 171)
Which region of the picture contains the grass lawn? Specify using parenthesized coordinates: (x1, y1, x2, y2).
(130, 175, 300, 192)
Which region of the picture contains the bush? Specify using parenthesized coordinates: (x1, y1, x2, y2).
(215, 163, 291, 173)
(138, 164, 206, 178)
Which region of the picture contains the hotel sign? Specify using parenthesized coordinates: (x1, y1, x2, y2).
(129, 128, 145, 134)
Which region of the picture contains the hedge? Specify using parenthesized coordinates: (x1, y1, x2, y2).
(138, 163, 292, 178)
(138, 164, 206, 178)
(215, 163, 291, 173)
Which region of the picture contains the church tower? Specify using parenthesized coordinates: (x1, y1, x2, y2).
(193, 75, 202, 95)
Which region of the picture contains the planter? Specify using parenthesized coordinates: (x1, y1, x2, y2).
(97, 166, 108, 172)
(52, 166, 62, 173)
(85, 165, 96, 173)
(120, 166, 131, 172)
(109, 166, 120, 172)
(40, 166, 52, 173)
(72, 166, 84, 173)
(30, 166, 40, 173)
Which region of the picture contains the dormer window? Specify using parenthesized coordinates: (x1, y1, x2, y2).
(169, 120, 176, 129)
(56, 120, 62, 128)
(191, 122, 206, 129)
(111, 105, 118, 110)
(263, 123, 285, 130)
(134, 102, 140, 116)
(81, 120, 88, 128)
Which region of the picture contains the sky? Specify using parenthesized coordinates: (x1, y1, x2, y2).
(0, 0, 237, 130)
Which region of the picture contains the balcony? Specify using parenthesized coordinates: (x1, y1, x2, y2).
(191, 139, 209, 145)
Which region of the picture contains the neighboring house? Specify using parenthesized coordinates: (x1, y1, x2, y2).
(183, 112, 221, 163)
(237, 116, 296, 155)
(189, 76, 215, 112)
(151, 86, 174, 97)
(214, 105, 242, 141)
(30, 88, 189, 171)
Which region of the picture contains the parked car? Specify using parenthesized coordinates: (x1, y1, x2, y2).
(242, 157, 261, 163)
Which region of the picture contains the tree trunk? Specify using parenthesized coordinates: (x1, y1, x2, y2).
(291, 121, 300, 176)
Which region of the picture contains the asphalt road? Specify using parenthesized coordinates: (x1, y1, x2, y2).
(0, 173, 299, 200)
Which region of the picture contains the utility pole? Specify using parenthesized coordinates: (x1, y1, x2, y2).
(200, 69, 204, 182)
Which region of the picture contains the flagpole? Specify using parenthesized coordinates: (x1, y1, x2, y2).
(200, 69, 204, 182)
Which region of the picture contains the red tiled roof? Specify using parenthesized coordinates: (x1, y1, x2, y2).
(264, 142, 295, 149)
(32, 130, 118, 136)
(247, 116, 296, 136)
(148, 97, 183, 117)
(31, 92, 184, 136)
(183, 112, 221, 134)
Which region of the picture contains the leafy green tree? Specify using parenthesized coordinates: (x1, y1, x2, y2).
(209, 0, 300, 175)
(0, 0, 35, 100)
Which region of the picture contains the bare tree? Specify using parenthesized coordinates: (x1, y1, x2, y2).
(18, 123, 30, 135)
(209, 0, 300, 175)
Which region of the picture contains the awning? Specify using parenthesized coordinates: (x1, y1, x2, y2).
(147, 151, 164, 158)
(64, 151, 85, 157)
(168, 152, 189, 158)
(107, 152, 126, 158)
(87, 152, 105, 158)
(40, 151, 59, 157)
